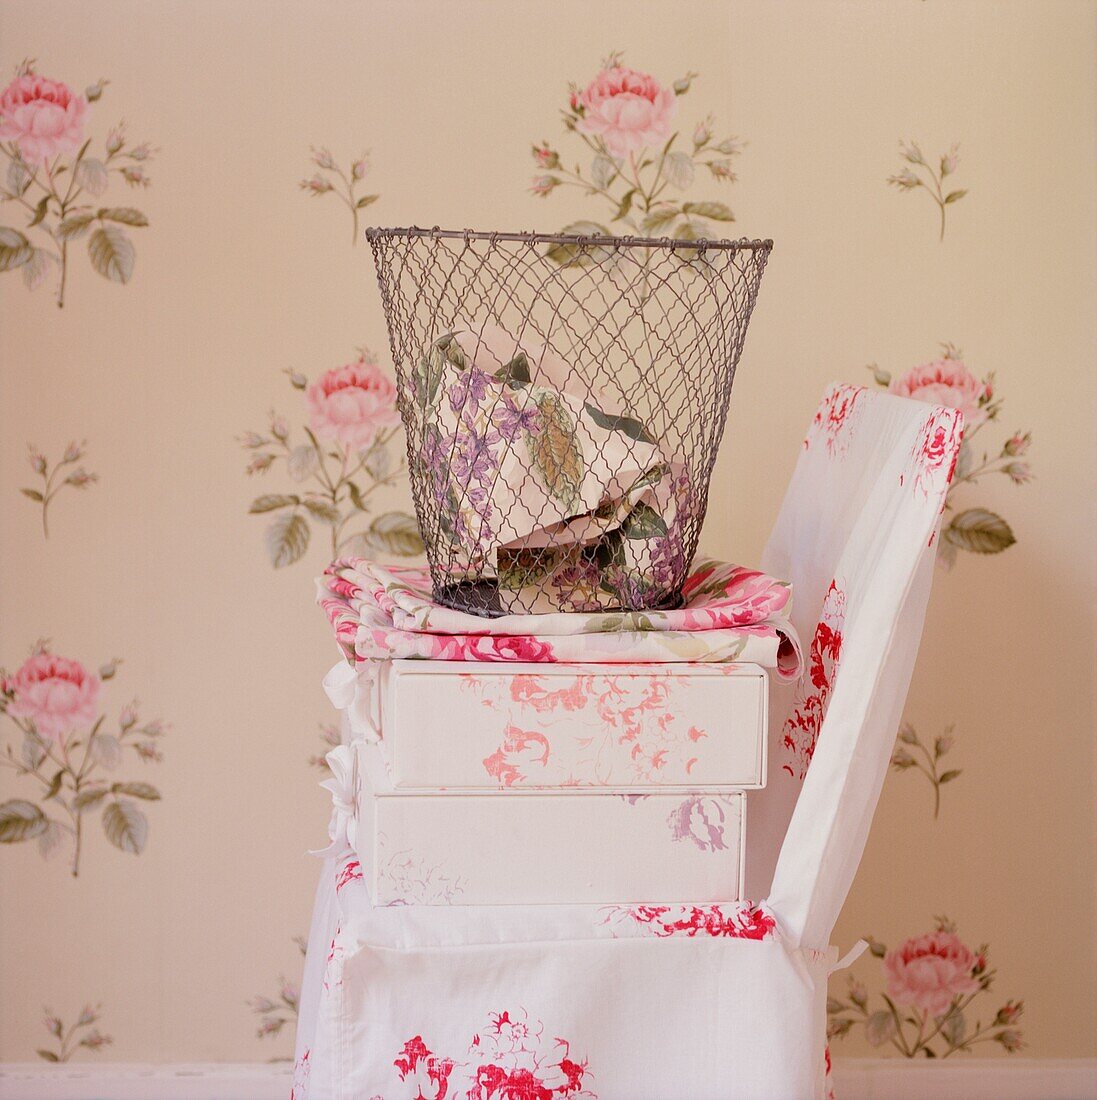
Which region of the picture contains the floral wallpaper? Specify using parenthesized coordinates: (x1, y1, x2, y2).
(299, 147, 377, 246)
(0, 0, 1093, 1073)
(0, 60, 155, 307)
(827, 917, 1024, 1058)
(887, 141, 967, 242)
(241, 348, 421, 569)
(21, 440, 97, 538)
(1, 645, 165, 878)
(869, 347, 1031, 567)
(35, 1004, 112, 1063)
(531, 52, 740, 244)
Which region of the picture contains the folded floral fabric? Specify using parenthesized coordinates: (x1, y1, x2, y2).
(317, 556, 803, 677)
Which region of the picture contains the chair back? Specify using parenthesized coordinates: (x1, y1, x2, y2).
(750, 384, 962, 947)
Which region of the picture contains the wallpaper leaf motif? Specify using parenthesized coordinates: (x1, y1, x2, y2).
(299, 147, 376, 246)
(309, 723, 340, 771)
(887, 141, 967, 241)
(827, 917, 1024, 1058)
(241, 355, 423, 567)
(250, 935, 305, 1058)
(0, 645, 166, 877)
(0, 59, 156, 307)
(37, 1003, 112, 1062)
(530, 51, 743, 245)
(22, 440, 98, 538)
(890, 722, 960, 819)
(867, 345, 1032, 566)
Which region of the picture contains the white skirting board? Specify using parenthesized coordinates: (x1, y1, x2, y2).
(1, 1060, 1095, 1099)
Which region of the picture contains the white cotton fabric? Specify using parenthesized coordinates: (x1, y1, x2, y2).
(749, 385, 963, 948)
(293, 384, 961, 1100)
(298, 851, 822, 1100)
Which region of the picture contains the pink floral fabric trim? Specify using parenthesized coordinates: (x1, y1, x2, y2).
(316, 557, 803, 677)
(599, 902, 777, 940)
(332, 854, 773, 946)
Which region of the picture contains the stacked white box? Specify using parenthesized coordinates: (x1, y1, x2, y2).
(373, 660, 768, 790)
(357, 739, 745, 906)
(345, 660, 767, 907)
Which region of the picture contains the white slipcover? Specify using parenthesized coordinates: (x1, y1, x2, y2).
(293, 384, 962, 1100)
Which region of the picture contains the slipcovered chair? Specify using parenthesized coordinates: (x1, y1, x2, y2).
(292, 384, 963, 1100)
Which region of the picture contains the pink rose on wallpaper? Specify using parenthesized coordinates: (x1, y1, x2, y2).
(0, 73, 87, 166)
(576, 65, 677, 158)
(4, 653, 101, 743)
(306, 356, 400, 452)
(830, 917, 1022, 1057)
(889, 358, 987, 430)
(1, 646, 166, 876)
(883, 930, 981, 1017)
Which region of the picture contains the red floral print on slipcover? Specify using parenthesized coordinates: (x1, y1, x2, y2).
(395, 1035, 457, 1099)
(290, 1048, 310, 1100)
(322, 924, 345, 993)
(394, 1010, 594, 1099)
(903, 404, 964, 549)
(335, 858, 363, 893)
(905, 405, 964, 501)
(601, 902, 777, 940)
(782, 580, 846, 780)
(804, 384, 866, 457)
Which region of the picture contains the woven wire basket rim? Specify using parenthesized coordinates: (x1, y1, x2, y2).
(365, 225, 774, 253)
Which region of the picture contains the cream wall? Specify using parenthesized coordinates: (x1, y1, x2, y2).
(0, 0, 1094, 1063)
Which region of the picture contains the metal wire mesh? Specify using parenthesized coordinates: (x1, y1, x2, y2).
(366, 226, 772, 617)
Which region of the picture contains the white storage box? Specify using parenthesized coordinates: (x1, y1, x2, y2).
(355, 741, 746, 907)
(362, 660, 768, 791)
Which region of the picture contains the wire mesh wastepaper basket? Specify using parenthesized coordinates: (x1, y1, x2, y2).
(366, 226, 772, 616)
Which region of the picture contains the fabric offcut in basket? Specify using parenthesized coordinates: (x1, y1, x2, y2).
(316, 556, 803, 677)
(418, 323, 694, 614)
